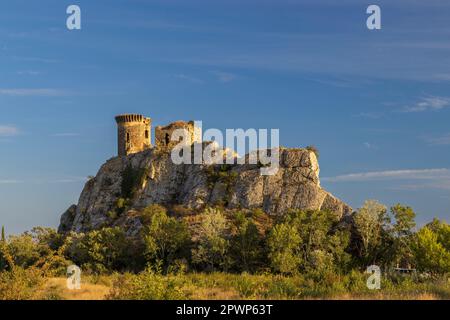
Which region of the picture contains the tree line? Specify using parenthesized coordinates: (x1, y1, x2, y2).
(0, 200, 449, 276)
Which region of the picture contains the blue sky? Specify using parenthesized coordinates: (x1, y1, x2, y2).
(1, 0, 449, 234)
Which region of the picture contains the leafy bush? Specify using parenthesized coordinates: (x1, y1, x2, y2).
(64, 227, 136, 274)
(268, 210, 351, 274)
(306, 145, 319, 158)
(206, 165, 238, 206)
(142, 205, 190, 270)
(140, 204, 168, 225)
(0, 267, 45, 300)
(121, 164, 148, 199)
(230, 212, 263, 272)
(412, 221, 450, 274)
(107, 269, 190, 300)
(267, 223, 302, 274)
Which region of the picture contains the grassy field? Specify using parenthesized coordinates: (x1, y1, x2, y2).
(41, 278, 111, 300)
(30, 272, 449, 300)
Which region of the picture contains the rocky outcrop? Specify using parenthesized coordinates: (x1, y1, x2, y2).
(58, 204, 77, 233)
(59, 147, 352, 234)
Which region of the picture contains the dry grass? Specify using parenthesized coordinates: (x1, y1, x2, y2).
(326, 292, 439, 300)
(37, 273, 448, 300)
(42, 278, 111, 300)
(187, 286, 240, 300)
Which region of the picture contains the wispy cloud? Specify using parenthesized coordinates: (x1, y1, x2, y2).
(12, 56, 59, 64)
(46, 177, 88, 183)
(0, 179, 22, 184)
(432, 74, 450, 81)
(174, 74, 203, 84)
(17, 70, 41, 76)
(402, 96, 450, 113)
(0, 125, 19, 137)
(211, 71, 237, 83)
(51, 133, 80, 137)
(363, 142, 378, 150)
(390, 181, 450, 191)
(0, 88, 68, 97)
(353, 112, 384, 119)
(323, 168, 450, 182)
(0, 176, 87, 184)
(424, 133, 450, 146)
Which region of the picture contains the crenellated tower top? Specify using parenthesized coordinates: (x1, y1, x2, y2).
(115, 114, 151, 156)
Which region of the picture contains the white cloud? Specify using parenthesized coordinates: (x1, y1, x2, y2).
(47, 177, 87, 183)
(354, 112, 384, 119)
(0, 125, 19, 137)
(391, 182, 450, 191)
(0, 176, 87, 184)
(363, 142, 378, 150)
(212, 71, 237, 83)
(402, 96, 450, 112)
(424, 133, 450, 146)
(174, 74, 203, 84)
(0, 179, 22, 184)
(433, 74, 450, 81)
(17, 70, 41, 76)
(0, 88, 67, 97)
(323, 168, 450, 182)
(51, 133, 80, 137)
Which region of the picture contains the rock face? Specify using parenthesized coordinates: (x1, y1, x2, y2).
(58, 147, 352, 234)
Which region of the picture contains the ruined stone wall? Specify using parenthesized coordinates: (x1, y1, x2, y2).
(155, 120, 199, 149)
(115, 114, 151, 156)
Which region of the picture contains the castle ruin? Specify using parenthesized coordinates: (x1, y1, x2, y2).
(155, 120, 199, 150)
(115, 114, 200, 156)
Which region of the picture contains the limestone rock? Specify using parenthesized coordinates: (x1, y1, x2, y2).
(58, 204, 77, 233)
(59, 147, 352, 234)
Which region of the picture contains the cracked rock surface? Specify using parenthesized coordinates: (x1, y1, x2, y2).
(58, 147, 352, 234)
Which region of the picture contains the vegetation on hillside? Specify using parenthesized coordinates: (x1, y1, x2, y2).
(0, 200, 449, 300)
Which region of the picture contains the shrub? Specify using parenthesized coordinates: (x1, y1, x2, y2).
(0, 267, 44, 300)
(64, 227, 135, 274)
(7, 234, 40, 268)
(139, 204, 168, 225)
(107, 269, 190, 300)
(230, 212, 263, 272)
(206, 165, 238, 206)
(142, 207, 190, 270)
(306, 145, 319, 158)
(121, 164, 148, 199)
(412, 223, 450, 274)
(268, 210, 350, 274)
(267, 223, 302, 274)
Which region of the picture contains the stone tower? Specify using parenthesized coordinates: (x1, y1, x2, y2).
(115, 114, 151, 156)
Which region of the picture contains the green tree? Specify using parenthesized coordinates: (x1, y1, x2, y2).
(230, 212, 263, 272)
(286, 210, 351, 273)
(390, 204, 416, 268)
(427, 218, 450, 251)
(65, 227, 134, 273)
(192, 208, 230, 271)
(7, 233, 40, 268)
(353, 200, 389, 264)
(267, 210, 352, 275)
(140, 204, 168, 225)
(267, 222, 302, 274)
(142, 208, 190, 270)
(412, 223, 450, 274)
(1, 226, 5, 242)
